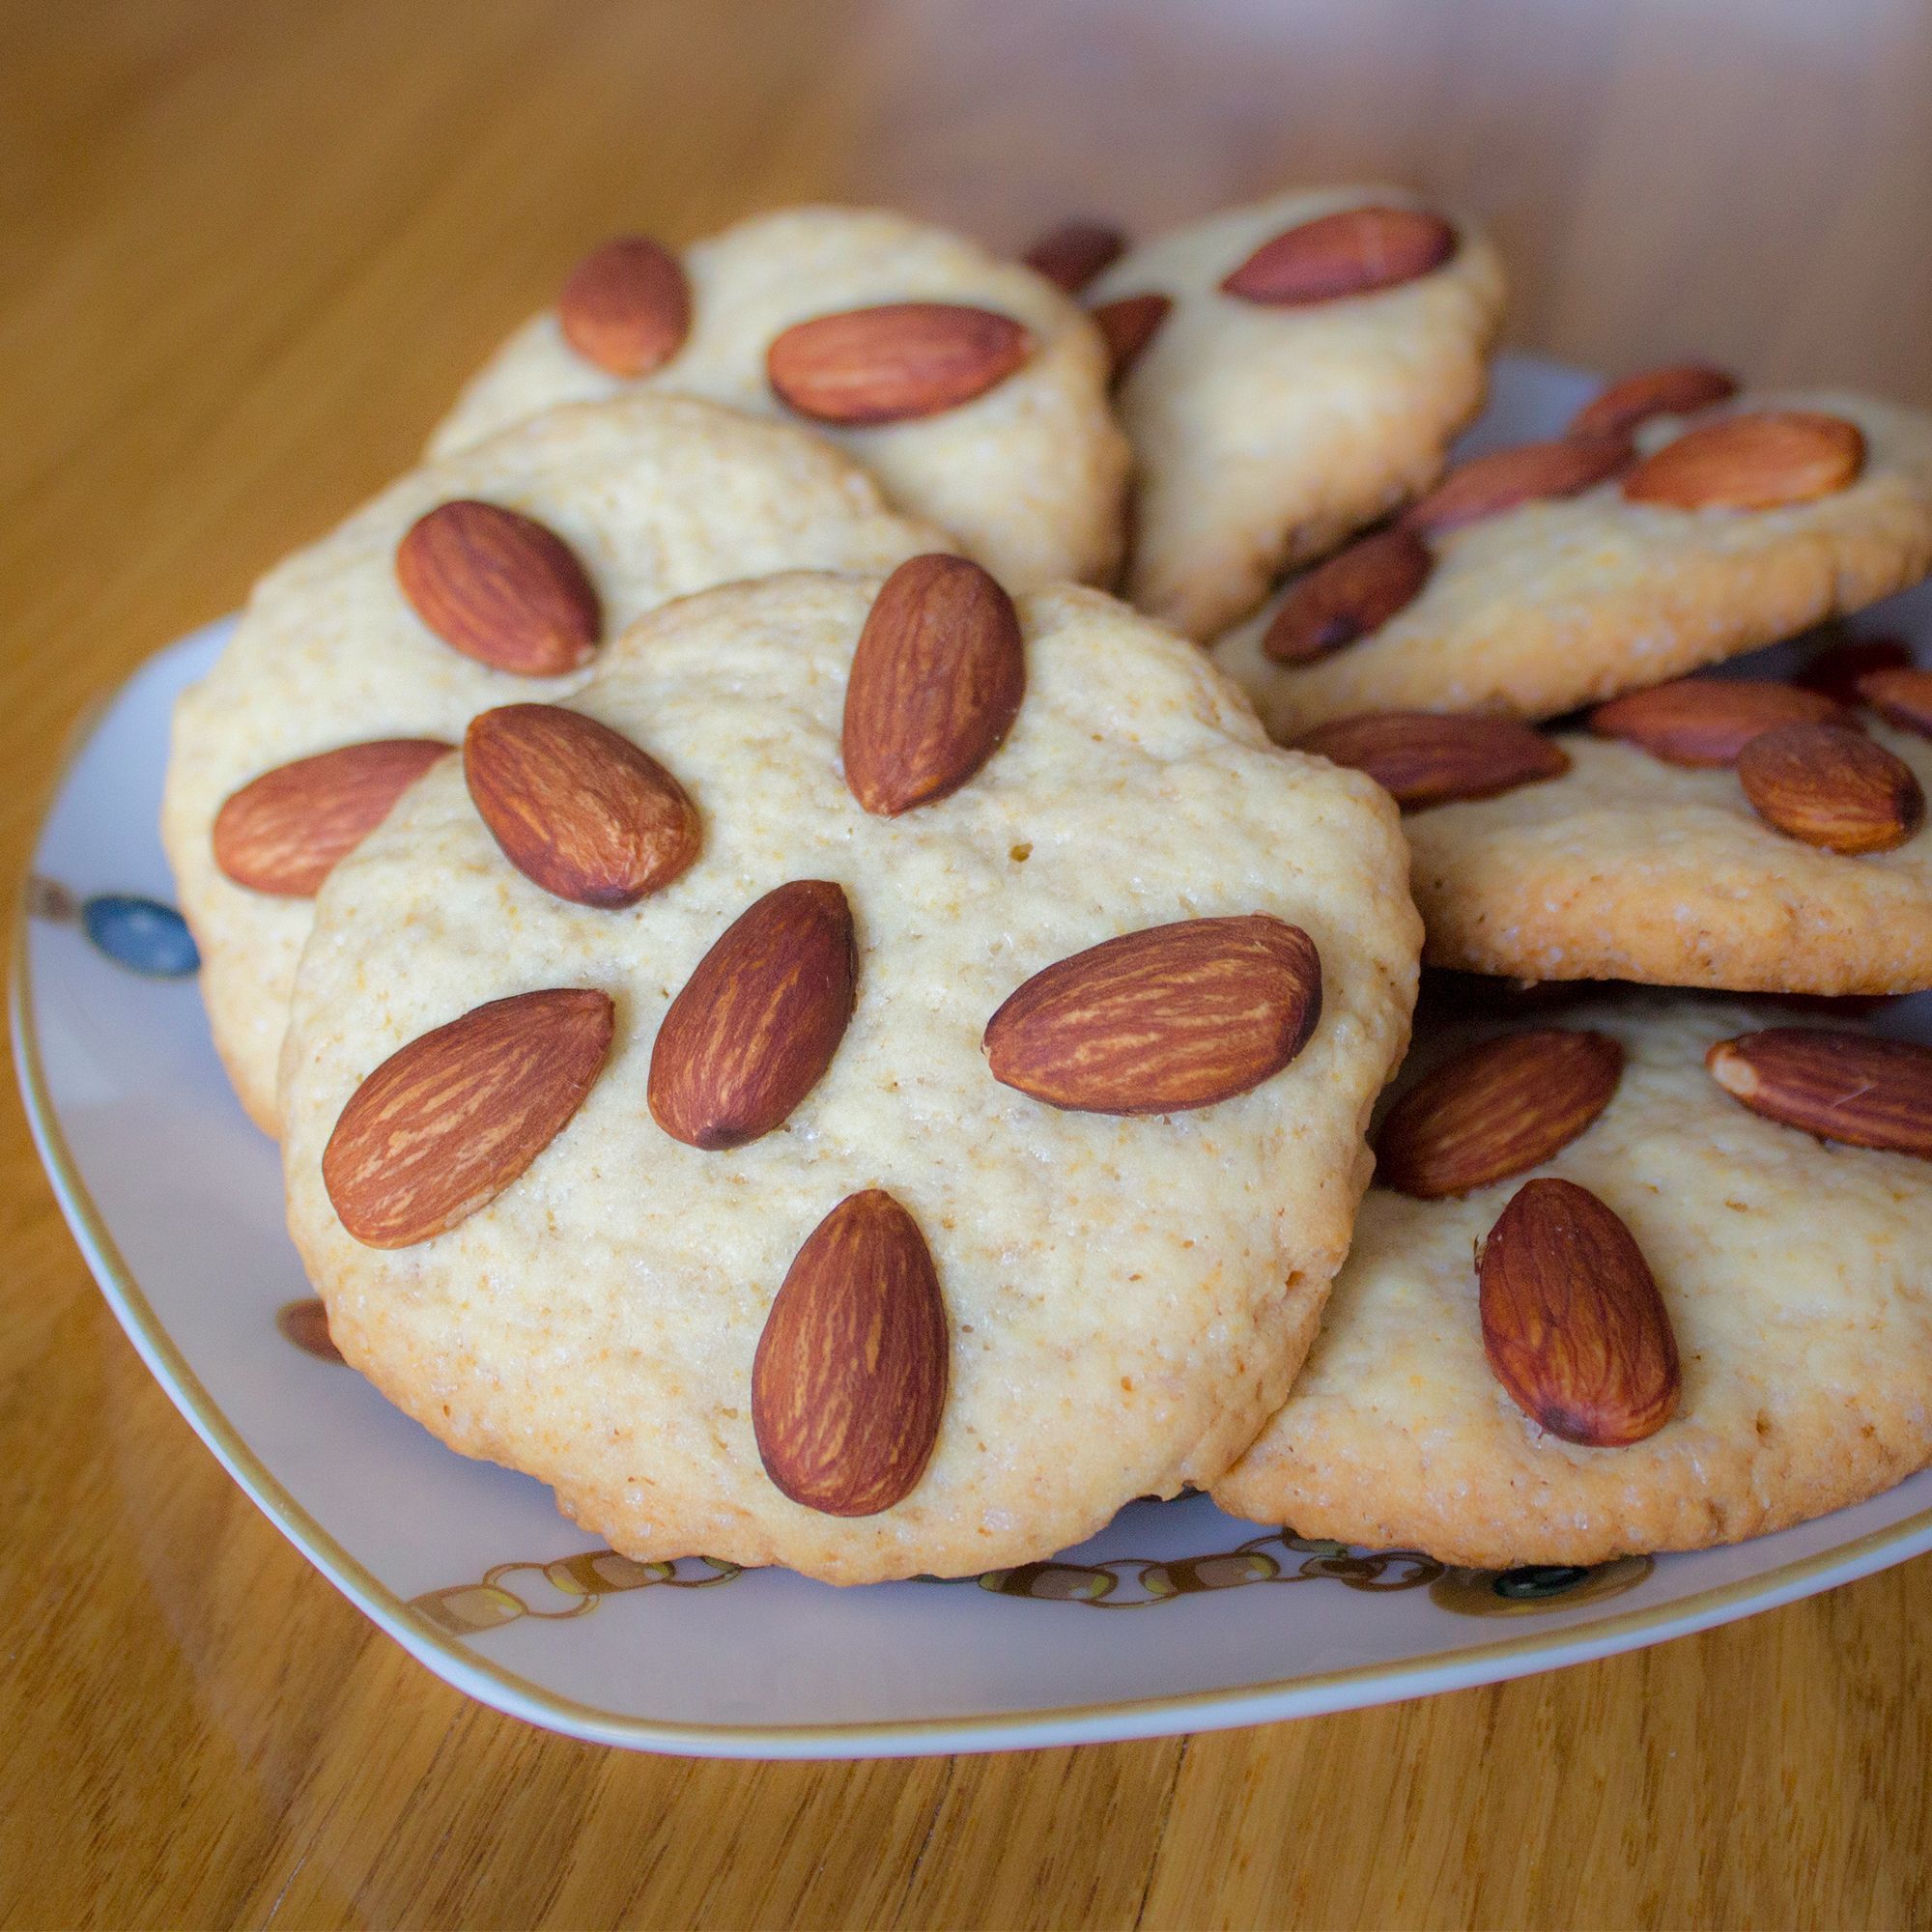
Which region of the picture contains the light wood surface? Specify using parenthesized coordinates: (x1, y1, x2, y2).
(7, 3, 1932, 1926)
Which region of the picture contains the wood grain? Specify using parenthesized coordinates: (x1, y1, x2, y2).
(6, 2, 1932, 1925)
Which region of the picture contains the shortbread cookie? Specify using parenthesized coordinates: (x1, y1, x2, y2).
(1399, 710, 1932, 994)
(429, 207, 1129, 592)
(1214, 996, 1932, 1565)
(1085, 186, 1506, 639)
(276, 569, 1420, 1584)
(162, 395, 950, 1131)
(1215, 390, 1932, 739)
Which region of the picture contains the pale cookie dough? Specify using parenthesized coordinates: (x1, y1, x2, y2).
(1214, 996, 1932, 1565)
(162, 395, 951, 1133)
(1216, 392, 1932, 740)
(1087, 185, 1505, 640)
(1402, 722, 1932, 994)
(277, 574, 1421, 1584)
(429, 206, 1129, 592)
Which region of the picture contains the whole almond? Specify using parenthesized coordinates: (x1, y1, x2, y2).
(1855, 665, 1932, 738)
(1297, 713, 1571, 811)
(843, 554, 1025, 815)
(767, 303, 1034, 425)
(648, 880, 857, 1151)
(1377, 1029, 1624, 1199)
(1736, 722, 1924, 853)
(1796, 634, 1914, 704)
(1221, 206, 1457, 305)
(1479, 1177, 1680, 1447)
(984, 914, 1321, 1116)
(464, 704, 698, 907)
(213, 738, 453, 896)
(323, 988, 613, 1248)
(1568, 362, 1738, 439)
(557, 234, 691, 379)
(1622, 410, 1864, 510)
(1263, 526, 1434, 665)
(1022, 219, 1125, 294)
(1091, 293, 1172, 386)
(752, 1189, 949, 1517)
(1402, 433, 1633, 536)
(396, 500, 602, 675)
(1588, 677, 1850, 767)
(1706, 1028, 1932, 1157)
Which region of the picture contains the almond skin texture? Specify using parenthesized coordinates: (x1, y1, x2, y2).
(1797, 634, 1914, 704)
(842, 554, 1025, 815)
(1263, 526, 1434, 665)
(557, 235, 691, 379)
(1479, 1177, 1681, 1447)
(323, 988, 614, 1249)
(752, 1189, 949, 1517)
(984, 914, 1321, 1116)
(213, 739, 452, 896)
(1736, 722, 1925, 854)
(1622, 410, 1865, 510)
(1706, 1029, 1932, 1158)
(1021, 219, 1125, 295)
(1588, 677, 1850, 767)
(395, 500, 602, 676)
(1568, 362, 1738, 439)
(1297, 713, 1571, 811)
(1855, 665, 1932, 738)
(647, 881, 857, 1151)
(1402, 433, 1633, 535)
(1221, 206, 1457, 305)
(1091, 293, 1172, 386)
(1377, 1029, 1624, 1199)
(463, 704, 699, 908)
(767, 303, 1034, 425)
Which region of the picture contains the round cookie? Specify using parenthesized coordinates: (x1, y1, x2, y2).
(1213, 995, 1932, 1566)
(1086, 185, 1506, 640)
(276, 572, 1421, 1585)
(428, 206, 1129, 593)
(1215, 391, 1932, 740)
(1400, 716, 1932, 994)
(162, 394, 951, 1132)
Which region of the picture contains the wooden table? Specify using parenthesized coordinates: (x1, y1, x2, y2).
(6, 4, 1932, 1925)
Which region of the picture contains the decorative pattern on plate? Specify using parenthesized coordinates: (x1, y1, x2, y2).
(29, 875, 199, 978)
(410, 1531, 1652, 1632)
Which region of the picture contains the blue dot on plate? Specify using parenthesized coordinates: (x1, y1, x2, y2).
(82, 895, 200, 978)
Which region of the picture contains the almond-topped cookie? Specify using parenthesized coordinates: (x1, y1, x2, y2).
(428, 206, 1130, 593)
(1214, 388, 1932, 740)
(1395, 693, 1932, 994)
(275, 570, 1420, 1584)
(161, 394, 952, 1131)
(1214, 996, 1932, 1566)
(1084, 185, 1506, 640)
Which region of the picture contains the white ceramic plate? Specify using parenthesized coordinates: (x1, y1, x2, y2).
(18, 355, 1932, 1759)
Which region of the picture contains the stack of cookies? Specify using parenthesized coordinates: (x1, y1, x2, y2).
(161, 189, 1932, 1584)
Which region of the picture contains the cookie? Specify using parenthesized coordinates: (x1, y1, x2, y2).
(1213, 996, 1932, 1566)
(1214, 388, 1932, 740)
(1085, 186, 1506, 640)
(161, 394, 951, 1132)
(1395, 702, 1932, 994)
(275, 569, 1421, 1584)
(428, 206, 1130, 593)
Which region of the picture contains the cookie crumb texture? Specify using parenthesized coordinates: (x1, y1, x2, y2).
(1216, 392, 1932, 739)
(429, 206, 1129, 594)
(161, 394, 950, 1132)
(1214, 999, 1932, 1566)
(1406, 724, 1932, 994)
(1090, 185, 1506, 640)
(277, 575, 1421, 1583)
